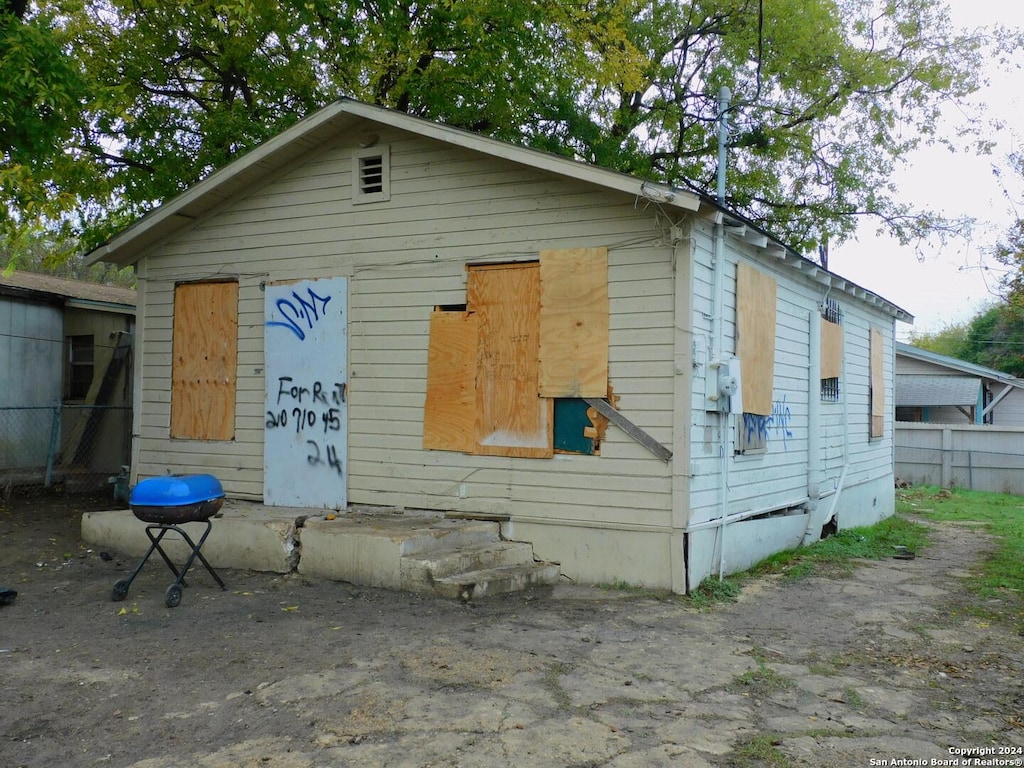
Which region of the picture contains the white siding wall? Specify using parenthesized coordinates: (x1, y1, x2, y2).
(993, 388, 1024, 425)
(686, 219, 897, 584)
(135, 129, 677, 535)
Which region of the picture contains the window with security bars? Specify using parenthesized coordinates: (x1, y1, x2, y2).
(820, 298, 842, 402)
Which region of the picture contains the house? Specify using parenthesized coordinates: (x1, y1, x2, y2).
(895, 342, 1024, 425)
(83, 99, 910, 592)
(0, 271, 135, 489)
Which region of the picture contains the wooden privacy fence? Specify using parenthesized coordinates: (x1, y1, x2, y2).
(895, 423, 1024, 495)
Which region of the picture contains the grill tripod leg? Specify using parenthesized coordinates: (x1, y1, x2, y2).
(111, 527, 171, 601)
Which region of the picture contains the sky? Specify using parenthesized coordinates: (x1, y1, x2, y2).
(828, 0, 1024, 342)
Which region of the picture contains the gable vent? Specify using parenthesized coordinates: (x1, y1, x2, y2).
(359, 155, 384, 194)
(353, 145, 390, 204)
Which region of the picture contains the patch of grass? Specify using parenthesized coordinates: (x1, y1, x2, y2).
(686, 576, 741, 609)
(748, 514, 930, 581)
(595, 579, 635, 591)
(842, 686, 864, 708)
(730, 734, 793, 768)
(898, 486, 1024, 612)
(729, 662, 793, 697)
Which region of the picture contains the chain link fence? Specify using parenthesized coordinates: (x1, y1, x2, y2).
(0, 405, 131, 499)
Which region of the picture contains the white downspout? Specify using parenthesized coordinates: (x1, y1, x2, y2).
(714, 86, 731, 579)
(802, 308, 823, 545)
(803, 305, 849, 544)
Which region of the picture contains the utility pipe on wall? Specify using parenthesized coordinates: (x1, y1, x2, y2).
(714, 85, 732, 579)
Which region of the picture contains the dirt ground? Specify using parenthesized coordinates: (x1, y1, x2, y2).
(1, 490, 1022, 768)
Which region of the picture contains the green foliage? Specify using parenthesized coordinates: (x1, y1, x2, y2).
(688, 575, 741, 608)
(2, 0, 1018, 262)
(730, 733, 794, 768)
(749, 515, 930, 580)
(729, 662, 793, 696)
(959, 304, 1024, 377)
(0, 8, 93, 235)
(907, 320, 973, 360)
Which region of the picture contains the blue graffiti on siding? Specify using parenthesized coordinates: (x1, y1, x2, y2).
(266, 288, 333, 341)
(741, 395, 794, 450)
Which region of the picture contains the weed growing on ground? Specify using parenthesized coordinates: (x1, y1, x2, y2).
(687, 576, 741, 609)
(729, 662, 793, 697)
(730, 733, 793, 768)
(746, 514, 930, 580)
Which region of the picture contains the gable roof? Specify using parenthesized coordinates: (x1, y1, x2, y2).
(896, 342, 1024, 390)
(84, 98, 911, 322)
(0, 270, 135, 310)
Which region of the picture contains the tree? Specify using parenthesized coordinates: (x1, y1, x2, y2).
(992, 150, 1024, 305)
(0, 1, 96, 249)
(961, 304, 1024, 377)
(3, 0, 1019, 263)
(912, 302, 1024, 378)
(907, 320, 972, 361)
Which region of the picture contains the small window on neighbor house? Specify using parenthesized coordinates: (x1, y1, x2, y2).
(67, 334, 94, 400)
(353, 145, 390, 204)
(820, 298, 842, 402)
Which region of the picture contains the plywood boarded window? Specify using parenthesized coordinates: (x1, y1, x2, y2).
(423, 310, 478, 453)
(469, 262, 552, 458)
(171, 281, 238, 440)
(736, 262, 777, 416)
(538, 248, 609, 397)
(821, 298, 843, 402)
(423, 249, 609, 458)
(869, 327, 885, 438)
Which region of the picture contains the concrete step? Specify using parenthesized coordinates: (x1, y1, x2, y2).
(401, 540, 536, 588)
(432, 561, 562, 601)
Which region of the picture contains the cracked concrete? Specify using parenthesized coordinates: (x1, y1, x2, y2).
(5, 497, 1022, 768)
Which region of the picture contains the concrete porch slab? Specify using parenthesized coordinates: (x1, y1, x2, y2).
(81, 499, 312, 573)
(299, 515, 501, 588)
(81, 501, 506, 588)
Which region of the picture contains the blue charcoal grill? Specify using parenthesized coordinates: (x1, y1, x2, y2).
(111, 474, 227, 608)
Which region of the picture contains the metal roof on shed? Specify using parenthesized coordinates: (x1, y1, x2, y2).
(895, 375, 981, 407)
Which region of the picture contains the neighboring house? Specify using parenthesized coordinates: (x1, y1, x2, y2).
(0, 271, 135, 487)
(895, 342, 1024, 425)
(84, 99, 910, 591)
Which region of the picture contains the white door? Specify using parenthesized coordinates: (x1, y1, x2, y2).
(263, 277, 348, 508)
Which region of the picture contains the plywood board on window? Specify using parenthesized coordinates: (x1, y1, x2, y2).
(467, 262, 553, 458)
(423, 310, 478, 453)
(870, 327, 885, 438)
(538, 247, 609, 397)
(171, 281, 238, 440)
(736, 262, 777, 416)
(821, 318, 843, 380)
